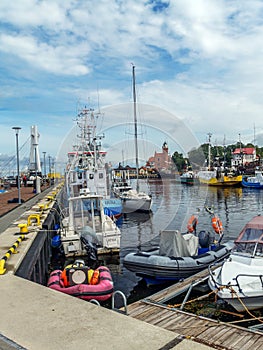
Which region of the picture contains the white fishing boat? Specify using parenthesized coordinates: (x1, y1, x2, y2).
(60, 188, 121, 256)
(208, 215, 263, 312)
(119, 65, 152, 213)
(65, 107, 122, 219)
(60, 107, 122, 257)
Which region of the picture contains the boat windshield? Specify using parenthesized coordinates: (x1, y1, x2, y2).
(234, 227, 263, 255)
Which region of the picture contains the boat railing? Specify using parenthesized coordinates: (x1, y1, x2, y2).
(234, 273, 263, 292)
(208, 260, 228, 286)
(209, 262, 263, 292)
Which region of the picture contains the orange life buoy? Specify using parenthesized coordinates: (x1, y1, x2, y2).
(211, 216, 223, 234)
(89, 269, 100, 285)
(187, 215, 198, 233)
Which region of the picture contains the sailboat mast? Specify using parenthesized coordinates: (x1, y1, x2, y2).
(132, 65, 139, 191)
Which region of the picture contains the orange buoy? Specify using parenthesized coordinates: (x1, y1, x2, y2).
(212, 216, 223, 234)
(187, 215, 198, 233)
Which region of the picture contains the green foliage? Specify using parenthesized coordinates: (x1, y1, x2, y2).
(172, 142, 262, 170)
(171, 151, 188, 172)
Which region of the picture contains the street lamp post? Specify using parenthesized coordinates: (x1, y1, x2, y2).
(43, 152, 46, 186)
(48, 155, 51, 187)
(12, 127, 21, 204)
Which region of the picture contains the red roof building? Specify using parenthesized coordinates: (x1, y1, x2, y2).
(147, 142, 172, 172)
(231, 147, 257, 167)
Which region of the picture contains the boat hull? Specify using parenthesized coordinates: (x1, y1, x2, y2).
(208, 250, 263, 312)
(241, 179, 263, 189)
(102, 198, 123, 218)
(208, 285, 263, 312)
(180, 177, 194, 185)
(198, 171, 242, 187)
(199, 176, 242, 186)
(120, 190, 152, 213)
(123, 241, 234, 281)
(121, 198, 152, 213)
(47, 266, 114, 302)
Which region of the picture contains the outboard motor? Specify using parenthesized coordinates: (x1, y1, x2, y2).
(198, 230, 210, 248)
(80, 234, 98, 262)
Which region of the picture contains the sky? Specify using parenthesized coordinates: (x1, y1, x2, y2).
(1, 0, 263, 170)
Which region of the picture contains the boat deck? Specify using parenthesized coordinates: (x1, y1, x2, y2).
(126, 269, 263, 350)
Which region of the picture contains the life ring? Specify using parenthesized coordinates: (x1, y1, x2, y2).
(211, 216, 223, 234)
(187, 215, 198, 233)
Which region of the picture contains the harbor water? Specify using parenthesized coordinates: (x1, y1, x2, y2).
(106, 178, 263, 304)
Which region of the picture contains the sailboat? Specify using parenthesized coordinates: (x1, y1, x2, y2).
(119, 65, 152, 213)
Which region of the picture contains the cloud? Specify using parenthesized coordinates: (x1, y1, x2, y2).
(1, 0, 263, 161)
(0, 33, 90, 75)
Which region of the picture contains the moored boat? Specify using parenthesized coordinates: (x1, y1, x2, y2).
(60, 189, 121, 256)
(118, 65, 152, 213)
(180, 171, 195, 185)
(48, 262, 114, 302)
(197, 169, 242, 187)
(241, 171, 263, 189)
(120, 189, 152, 213)
(208, 215, 263, 312)
(123, 210, 234, 284)
(65, 106, 122, 219)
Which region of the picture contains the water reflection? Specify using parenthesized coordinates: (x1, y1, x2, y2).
(109, 179, 263, 302)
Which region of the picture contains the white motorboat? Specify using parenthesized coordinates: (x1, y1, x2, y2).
(119, 65, 152, 213)
(60, 188, 121, 257)
(120, 189, 152, 213)
(208, 215, 263, 312)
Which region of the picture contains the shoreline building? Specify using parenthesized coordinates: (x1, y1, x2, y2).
(231, 147, 257, 167)
(147, 142, 172, 175)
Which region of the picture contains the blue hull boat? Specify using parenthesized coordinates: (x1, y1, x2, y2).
(242, 172, 263, 189)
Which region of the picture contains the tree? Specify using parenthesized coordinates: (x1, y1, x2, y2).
(171, 151, 187, 172)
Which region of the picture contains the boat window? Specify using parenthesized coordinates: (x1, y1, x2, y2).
(238, 228, 263, 242)
(234, 242, 261, 254)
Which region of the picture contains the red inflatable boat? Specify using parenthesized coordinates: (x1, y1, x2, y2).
(47, 265, 114, 302)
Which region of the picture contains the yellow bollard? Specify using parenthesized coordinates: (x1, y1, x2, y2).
(18, 223, 28, 234)
(27, 214, 41, 226)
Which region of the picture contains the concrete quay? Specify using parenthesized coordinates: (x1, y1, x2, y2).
(0, 186, 214, 350)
